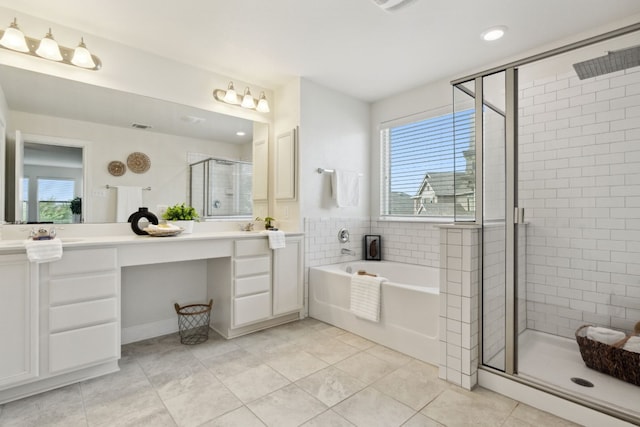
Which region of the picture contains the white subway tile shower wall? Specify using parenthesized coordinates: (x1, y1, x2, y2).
(519, 67, 640, 338)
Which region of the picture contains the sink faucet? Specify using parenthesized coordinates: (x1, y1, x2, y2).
(341, 248, 356, 256)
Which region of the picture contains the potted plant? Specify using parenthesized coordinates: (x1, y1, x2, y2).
(70, 196, 82, 223)
(255, 216, 276, 230)
(163, 203, 199, 234)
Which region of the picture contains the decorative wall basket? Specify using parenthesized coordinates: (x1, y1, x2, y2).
(107, 160, 126, 176)
(127, 152, 151, 173)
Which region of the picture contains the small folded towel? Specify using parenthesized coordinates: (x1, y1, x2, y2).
(267, 230, 286, 249)
(623, 336, 640, 354)
(331, 170, 359, 207)
(350, 273, 386, 322)
(586, 326, 626, 345)
(25, 238, 63, 263)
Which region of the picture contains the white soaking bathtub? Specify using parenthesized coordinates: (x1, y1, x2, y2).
(309, 261, 439, 365)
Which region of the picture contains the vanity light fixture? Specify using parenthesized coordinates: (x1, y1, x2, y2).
(35, 28, 62, 61)
(0, 17, 101, 70)
(213, 81, 270, 113)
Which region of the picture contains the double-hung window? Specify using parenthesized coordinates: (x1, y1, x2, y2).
(380, 106, 475, 220)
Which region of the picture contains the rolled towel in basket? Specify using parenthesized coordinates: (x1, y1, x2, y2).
(623, 336, 640, 354)
(586, 326, 626, 345)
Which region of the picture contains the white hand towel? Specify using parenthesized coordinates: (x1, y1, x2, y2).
(331, 170, 359, 207)
(25, 239, 63, 263)
(622, 336, 640, 354)
(267, 230, 286, 249)
(350, 273, 386, 322)
(586, 326, 626, 345)
(116, 186, 143, 222)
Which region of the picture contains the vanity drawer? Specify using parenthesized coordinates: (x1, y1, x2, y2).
(49, 273, 118, 305)
(234, 257, 270, 277)
(50, 298, 117, 333)
(49, 322, 119, 373)
(50, 248, 117, 276)
(235, 239, 269, 257)
(233, 293, 271, 326)
(235, 274, 270, 297)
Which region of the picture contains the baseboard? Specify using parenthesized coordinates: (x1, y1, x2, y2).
(121, 319, 177, 344)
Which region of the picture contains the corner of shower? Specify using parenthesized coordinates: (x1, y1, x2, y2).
(454, 23, 640, 426)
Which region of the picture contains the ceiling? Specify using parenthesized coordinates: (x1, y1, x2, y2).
(2, 0, 640, 103)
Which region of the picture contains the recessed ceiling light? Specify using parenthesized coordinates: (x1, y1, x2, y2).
(481, 26, 507, 42)
(236, 131, 246, 136)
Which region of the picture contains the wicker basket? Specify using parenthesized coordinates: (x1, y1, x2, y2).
(575, 325, 640, 386)
(174, 299, 213, 345)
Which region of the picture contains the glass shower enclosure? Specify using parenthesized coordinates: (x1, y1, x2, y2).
(189, 157, 252, 218)
(453, 25, 640, 423)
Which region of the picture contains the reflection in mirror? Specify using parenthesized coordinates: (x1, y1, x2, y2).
(190, 158, 252, 218)
(22, 142, 83, 224)
(0, 64, 267, 223)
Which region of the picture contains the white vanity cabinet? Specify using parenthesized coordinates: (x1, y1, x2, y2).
(210, 235, 304, 338)
(0, 254, 38, 388)
(272, 235, 304, 316)
(232, 239, 272, 327)
(43, 248, 120, 374)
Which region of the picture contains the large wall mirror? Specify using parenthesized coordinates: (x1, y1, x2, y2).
(0, 64, 269, 223)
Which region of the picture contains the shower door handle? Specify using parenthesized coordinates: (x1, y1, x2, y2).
(514, 207, 524, 224)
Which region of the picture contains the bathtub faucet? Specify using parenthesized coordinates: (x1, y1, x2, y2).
(341, 248, 356, 256)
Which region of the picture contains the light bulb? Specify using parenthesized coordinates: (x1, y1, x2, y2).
(223, 81, 238, 104)
(71, 37, 96, 68)
(36, 28, 63, 61)
(0, 18, 29, 52)
(241, 87, 256, 109)
(256, 92, 270, 113)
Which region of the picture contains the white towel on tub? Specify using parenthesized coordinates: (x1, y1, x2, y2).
(350, 273, 386, 322)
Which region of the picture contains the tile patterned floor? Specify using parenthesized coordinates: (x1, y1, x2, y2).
(0, 318, 581, 427)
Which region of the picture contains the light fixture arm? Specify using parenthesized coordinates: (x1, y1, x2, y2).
(0, 25, 101, 70)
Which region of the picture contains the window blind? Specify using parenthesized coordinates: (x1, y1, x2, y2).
(380, 109, 474, 218)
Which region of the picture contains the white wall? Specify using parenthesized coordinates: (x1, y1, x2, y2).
(8, 111, 248, 223)
(299, 78, 370, 219)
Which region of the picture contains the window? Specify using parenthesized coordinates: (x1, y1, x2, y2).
(37, 178, 75, 223)
(380, 107, 475, 219)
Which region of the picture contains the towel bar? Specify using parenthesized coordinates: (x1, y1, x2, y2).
(106, 185, 152, 191)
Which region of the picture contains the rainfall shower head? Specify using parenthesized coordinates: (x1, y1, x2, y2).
(573, 45, 640, 80)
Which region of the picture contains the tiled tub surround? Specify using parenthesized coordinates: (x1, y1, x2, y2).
(303, 218, 441, 271)
(519, 67, 640, 338)
(438, 225, 480, 391)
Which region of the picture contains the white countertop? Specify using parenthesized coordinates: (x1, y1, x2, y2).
(0, 230, 303, 254)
